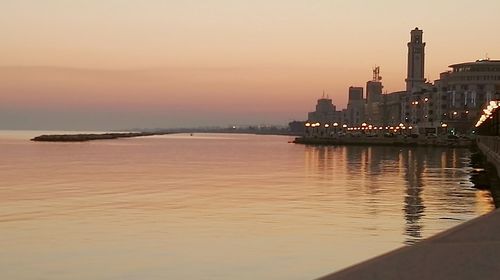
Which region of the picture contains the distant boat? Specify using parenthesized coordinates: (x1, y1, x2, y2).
(190, 133, 193, 136)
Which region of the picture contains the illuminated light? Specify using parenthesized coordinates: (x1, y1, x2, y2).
(385, 126, 389, 129)
(315, 122, 320, 126)
(362, 122, 367, 127)
(409, 126, 413, 129)
(399, 123, 404, 127)
(379, 127, 383, 130)
(453, 111, 458, 115)
(368, 125, 373, 129)
(441, 123, 448, 128)
(333, 122, 339, 127)
(424, 97, 429, 102)
(414, 101, 419, 105)
(402, 126, 406, 129)
(305, 123, 311, 127)
(342, 124, 348, 128)
(465, 111, 469, 114)
(373, 127, 378, 130)
(324, 124, 329, 128)
(390, 127, 394, 130)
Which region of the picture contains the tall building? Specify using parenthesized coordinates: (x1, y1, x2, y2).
(366, 67, 384, 124)
(366, 67, 383, 103)
(406, 28, 426, 92)
(347, 87, 365, 126)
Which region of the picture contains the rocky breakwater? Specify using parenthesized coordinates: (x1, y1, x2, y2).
(31, 132, 171, 142)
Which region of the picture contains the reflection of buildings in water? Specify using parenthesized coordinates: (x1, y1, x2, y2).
(417, 148, 478, 213)
(304, 145, 346, 181)
(402, 149, 426, 245)
(303, 145, 492, 244)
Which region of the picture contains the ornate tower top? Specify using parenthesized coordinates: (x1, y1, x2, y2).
(406, 28, 426, 92)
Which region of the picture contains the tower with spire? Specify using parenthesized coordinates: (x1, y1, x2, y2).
(405, 27, 426, 92)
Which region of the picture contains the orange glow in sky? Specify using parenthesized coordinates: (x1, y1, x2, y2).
(1, 0, 499, 129)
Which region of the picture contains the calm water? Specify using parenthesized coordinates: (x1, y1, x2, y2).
(0, 131, 494, 280)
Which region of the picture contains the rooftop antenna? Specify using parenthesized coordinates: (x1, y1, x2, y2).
(485, 53, 490, 61)
(322, 90, 325, 98)
(372, 66, 382, 81)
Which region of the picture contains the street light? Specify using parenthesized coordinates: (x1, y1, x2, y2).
(441, 123, 448, 135)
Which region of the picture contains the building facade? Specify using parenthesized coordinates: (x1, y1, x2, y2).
(307, 96, 341, 124)
(346, 86, 365, 126)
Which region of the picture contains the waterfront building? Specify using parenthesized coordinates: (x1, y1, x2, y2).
(307, 95, 341, 124)
(436, 60, 500, 133)
(382, 91, 406, 126)
(406, 28, 426, 93)
(346, 86, 365, 126)
(296, 28, 499, 137)
(409, 59, 500, 134)
(366, 67, 384, 124)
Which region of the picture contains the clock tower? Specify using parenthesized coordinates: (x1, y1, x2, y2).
(406, 28, 426, 92)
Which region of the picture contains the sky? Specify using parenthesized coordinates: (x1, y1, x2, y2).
(1, 0, 499, 130)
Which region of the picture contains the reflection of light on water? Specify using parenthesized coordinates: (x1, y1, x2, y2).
(476, 190, 495, 214)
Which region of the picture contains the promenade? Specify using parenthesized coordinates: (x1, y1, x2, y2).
(318, 209, 500, 280)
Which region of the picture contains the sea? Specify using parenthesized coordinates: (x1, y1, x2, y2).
(0, 131, 494, 280)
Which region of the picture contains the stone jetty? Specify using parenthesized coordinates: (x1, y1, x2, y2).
(31, 132, 171, 142)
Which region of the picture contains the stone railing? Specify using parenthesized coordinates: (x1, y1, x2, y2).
(476, 136, 500, 177)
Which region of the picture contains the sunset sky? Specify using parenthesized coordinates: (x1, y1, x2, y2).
(1, 0, 499, 130)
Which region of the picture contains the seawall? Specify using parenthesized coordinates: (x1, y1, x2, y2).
(294, 135, 472, 148)
(477, 136, 500, 177)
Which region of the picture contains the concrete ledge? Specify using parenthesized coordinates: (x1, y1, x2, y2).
(295, 136, 472, 148)
(477, 136, 500, 178)
(317, 209, 500, 280)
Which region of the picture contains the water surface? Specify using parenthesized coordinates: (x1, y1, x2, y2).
(0, 132, 494, 279)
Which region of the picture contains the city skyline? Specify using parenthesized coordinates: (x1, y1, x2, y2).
(1, 0, 499, 130)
